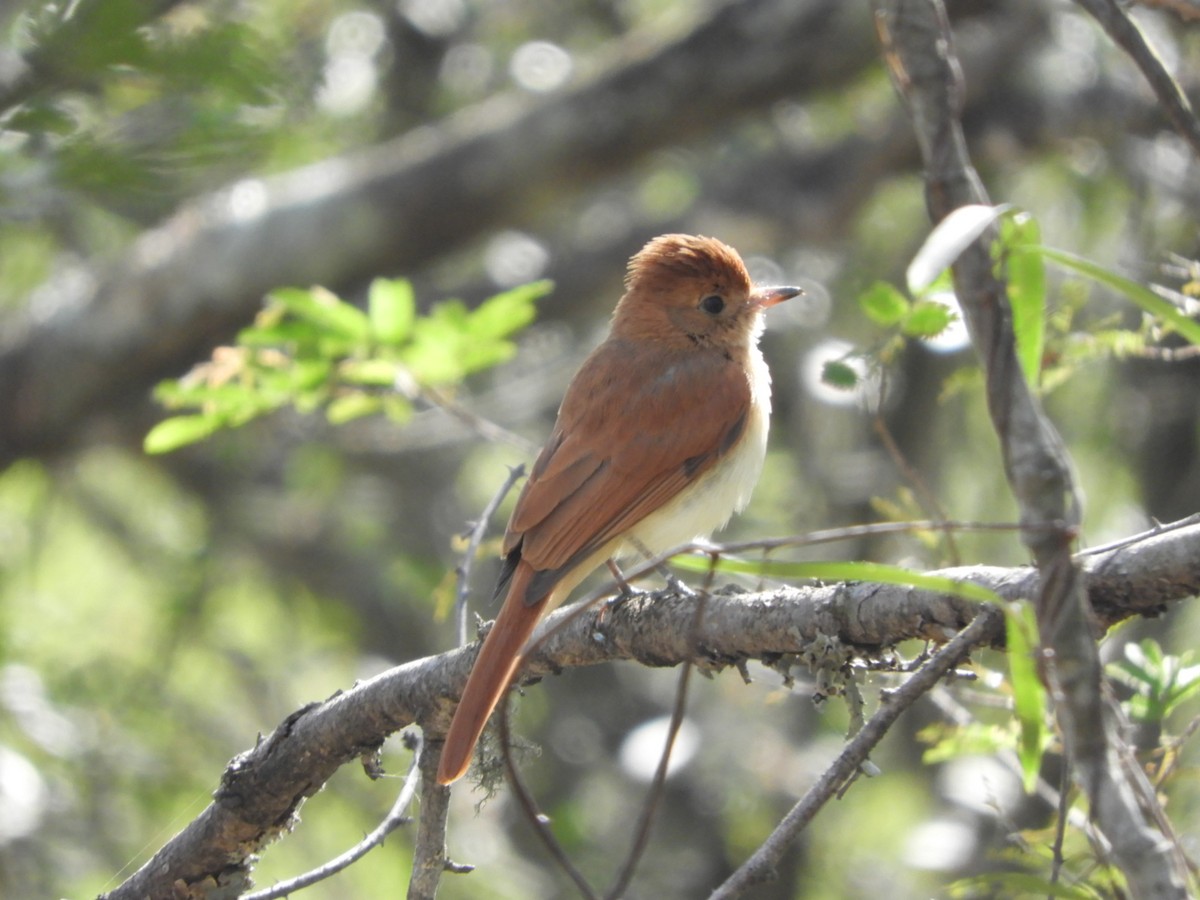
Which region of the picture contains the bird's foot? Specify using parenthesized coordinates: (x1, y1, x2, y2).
(663, 571, 695, 596)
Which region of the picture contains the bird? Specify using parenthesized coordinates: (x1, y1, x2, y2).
(436, 234, 801, 785)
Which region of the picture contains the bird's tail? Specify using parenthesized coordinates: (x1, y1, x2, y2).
(437, 563, 547, 785)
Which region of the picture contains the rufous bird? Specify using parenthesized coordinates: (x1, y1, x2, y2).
(437, 234, 801, 785)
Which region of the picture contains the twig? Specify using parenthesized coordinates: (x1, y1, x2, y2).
(1075, 512, 1200, 557)
(242, 732, 423, 900)
(1133, 0, 1200, 20)
(412, 382, 539, 455)
(486, 555, 719, 899)
(1073, 0, 1200, 157)
(709, 606, 1003, 899)
(605, 557, 721, 899)
(603, 661, 695, 900)
(1050, 748, 1071, 894)
(872, 414, 961, 564)
(453, 464, 526, 647)
(700, 518, 1033, 556)
(498, 695, 601, 899)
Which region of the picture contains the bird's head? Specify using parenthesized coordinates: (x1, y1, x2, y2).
(612, 234, 801, 350)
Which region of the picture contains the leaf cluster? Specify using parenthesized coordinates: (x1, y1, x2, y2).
(830, 205, 1200, 399)
(144, 278, 551, 453)
(5, 1, 281, 217)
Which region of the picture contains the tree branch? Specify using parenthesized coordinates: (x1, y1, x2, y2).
(242, 733, 422, 900)
(877, 1, 1191, 895)
(1073, 0, 1200, 157)
(710, 605, 1005, 899)
(101, 519, 1200, 898)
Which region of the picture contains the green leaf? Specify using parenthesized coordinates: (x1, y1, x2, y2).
(1000, 213, 1046, 387)
(269, 287, 370, 342)
(948, 872, 1105, 899)
(368, 278, 416, 345)
(152, 380, 254, 410)
(144, 414, 224, 454)
(907, 203, 1011, 295)
(1165, 667, 1200, 712)
(670, 555, 1003, 605)
(467, 279, 551, 340)
(902, 300, 955, 338)
(340, 358, 400, 386)
(382, 396, 414, 424)
(1004, 600, 1047, 793)
(237, 319, 322, 348)
(1108, 644, 1157, 690)
(1033, 246, 1200, 346)
(326, 392, 383, 424)
(289, 358, 333, 392)
(1107, 639, 1200, 723)
(821, 359, 859, 390)
(457, 340, 518, 376)
(919, 721, 1014, 764)
(405, 312, 469, 385)
(858, 281, 910, 327)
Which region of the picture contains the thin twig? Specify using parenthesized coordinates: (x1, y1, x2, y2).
(498, 695, 600, 899)
(1075, 512, 1200, 557)
(604, 661, 695, 900)
(242, 732, 424, 900)
(927, 686, 1108, 850)
(701, 518, 1034, 556)
(872, 414, 961, 564)
(486, 552, 716, 899)
(454, 464, 526, 647)
(605, 556, 721, 899)
(709, 606, 1003, 899)
(1073, 0, 1200, 157)
(413, 381, 539, 455)
(1050, 748, 1071, 895)
(1134, 0, 1200, 20)
(1136, 343, 1200, 361)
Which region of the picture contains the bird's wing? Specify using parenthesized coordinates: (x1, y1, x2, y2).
(505, 339, 751, 598)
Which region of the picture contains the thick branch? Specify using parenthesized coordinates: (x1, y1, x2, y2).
(102, 520, 1200, 898)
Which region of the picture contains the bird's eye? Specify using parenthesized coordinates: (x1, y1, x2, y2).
(700, 294, 725, 315)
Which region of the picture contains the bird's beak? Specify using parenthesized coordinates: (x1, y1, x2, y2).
(752, 285, 804, 309)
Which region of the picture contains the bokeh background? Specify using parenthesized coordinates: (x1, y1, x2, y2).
(1, 1, 1198, 897)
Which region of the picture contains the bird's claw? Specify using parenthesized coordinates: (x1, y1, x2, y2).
(664, 572, 695, 596)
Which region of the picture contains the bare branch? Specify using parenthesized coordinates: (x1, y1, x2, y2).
(100, 519, 1200, 898)
(242, 733, 422, 900)
(498, 696, 601, 900)
(1133, 0, 1200, 20)
(453, 463, 526, 648)
(1073, 0, 1200, 156)
(408, 740, 457, 900)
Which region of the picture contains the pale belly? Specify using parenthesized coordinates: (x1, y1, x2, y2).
(622, 395, 770, 557)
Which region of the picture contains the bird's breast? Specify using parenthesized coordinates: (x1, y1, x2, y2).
(622, 345, 772, 556)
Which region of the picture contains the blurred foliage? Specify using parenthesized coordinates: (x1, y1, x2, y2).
(145, 277, 549, 452)
(1, 0, 1199, 898)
